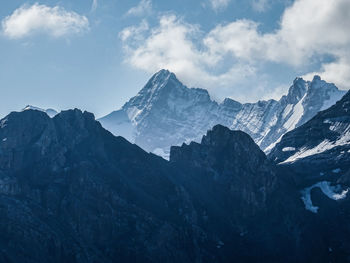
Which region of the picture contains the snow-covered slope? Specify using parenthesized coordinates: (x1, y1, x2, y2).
(269, 91, 350, 213)
(257, 75, 346, 152)
(99, 70, 346, 158)
(99, 70, 221, 157)
(22, 105, 58, 118)
(269, 90, 350, 171)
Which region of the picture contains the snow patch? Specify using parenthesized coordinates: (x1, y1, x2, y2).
(282, 147, 296, 152)
(281, 130, 350, 164)
(329, 122, 343, 131)
(282, 104, 293, 118)
(301, 181, 349, 213)
(283, 93, 306, 131)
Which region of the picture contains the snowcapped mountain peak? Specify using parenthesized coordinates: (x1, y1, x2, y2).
(283, 77, 308, 104)
(99, 71, 346, 158)
(146, 69, 180, 91)
(124, 69, 214, 119)
(309, 75, 336, 90)
(128, 69, 185, 105)
(269, 90, 350, 180)
(152, 68, 173, 79)
(148, 69, 174, 86)
(304, 76, 344, 112)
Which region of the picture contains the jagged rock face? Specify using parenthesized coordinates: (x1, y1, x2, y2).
(168, 125, 330, 262)
(0, 109, 217, 263)
(1, 110, 350, 262)
(269, 91, 350, 185)
(268, 91, 350, 261)
(99, 70, 345, 157)
(170, 125, 277, 212)
(0, 111, 289, 262)
(124, 71, 220, 152)
(22, 105, 58, 117)
(267, 88, 350, 260)
(99, 70, 221, 155)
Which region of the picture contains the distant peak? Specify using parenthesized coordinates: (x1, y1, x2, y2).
(170, 124, 266, 166)
(202, 125, 253, 146)
(57, 109, 95, 122)
(286, 77, 308, 104)
(152, 69, 176, 81)
(22, 105, 45, 112)
(308, 75, 339, 92)
(293, 76, 303, 82)
(135, 69, 184, 97)
(22, 105, 58, 118)
(155, 69, 171, 75)
(312, 75, 321, 82)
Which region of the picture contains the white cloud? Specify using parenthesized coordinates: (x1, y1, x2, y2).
(126, 0, 152, 17)
(2, 3, 89, 39)
(120, 15, 258, 101)
(251, 0, 269, 12)
(210, 0, 231, 11)
(303, 58, 350, 88)
(120, 0, 350, 100)
(119, 20, 149, 42)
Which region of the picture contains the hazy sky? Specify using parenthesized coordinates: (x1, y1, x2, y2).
(0, 0, 349, 118)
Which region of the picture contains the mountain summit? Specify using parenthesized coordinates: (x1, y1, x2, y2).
(99, 70, 346, 157)
(22, 105, 58, 117)
(269, 90, 350, 183)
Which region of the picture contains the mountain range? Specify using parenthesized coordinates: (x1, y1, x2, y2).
(1, 70, 350, 262)
(99, 70, 345, 158)
(270, 89, 350, 187)
(2, 107, 350, 262)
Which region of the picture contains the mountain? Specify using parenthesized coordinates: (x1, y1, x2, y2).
(170, 124, 278, 214)
(22, 105, 58, 117)
(0, 109, 200, 262)
(269, 90, 350, 186)
(99, 70, 345, 158)
(0, 109, 282, 262)
(1, 109, 343, 262)
(267, 91, 350, 257)
(99, 70, 220, 157)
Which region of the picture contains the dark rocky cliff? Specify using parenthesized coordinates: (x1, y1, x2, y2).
(0, 109, 348, 262)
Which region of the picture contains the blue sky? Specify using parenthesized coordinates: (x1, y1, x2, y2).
(0, 0, 349, 118)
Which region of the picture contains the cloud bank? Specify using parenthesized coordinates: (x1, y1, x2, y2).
(120, 0, 350, 100)
(2, 3, 89, 39)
